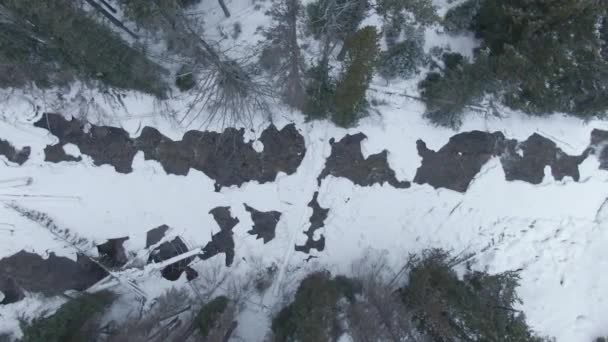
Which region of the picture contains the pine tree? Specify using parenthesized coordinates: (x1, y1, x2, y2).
(333, 26, 379, 127)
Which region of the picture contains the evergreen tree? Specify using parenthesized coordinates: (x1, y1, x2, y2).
(333, 26, 379, 127)
(421, 0, 608, 127)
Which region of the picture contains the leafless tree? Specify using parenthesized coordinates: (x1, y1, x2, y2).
(263, 0, 307, 109)
(138, 0, 274, 129)
(347, 253, 430, 342)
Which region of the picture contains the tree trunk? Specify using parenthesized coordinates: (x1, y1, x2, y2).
(83, 0, 137, 38)
(218, 0, 231, 17)
(285, 0, 305, 108)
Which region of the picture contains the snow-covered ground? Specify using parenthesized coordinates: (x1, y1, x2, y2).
(1, 0, 608, 341)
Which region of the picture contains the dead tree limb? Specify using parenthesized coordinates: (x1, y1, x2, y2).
(218, 0, 231, 17)
(83, 0, 138, 39)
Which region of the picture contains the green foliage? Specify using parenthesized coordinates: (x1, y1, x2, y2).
(119, 0, 199, 30)
(401, 249, 546, 341)
(427, 0, 608, 126)
(442, 0, 481, 33)
(376, 0, 438, 26)
(175, 65, 196, 92)
(0, 0, 168, 96)
(378, 29, 426, 79)
(20, 291, 115, 342)
(333, 26, 379, 127)
(0, 23, 64, 88)
(418, 51, 492, 127)
(195, 296, 229, 338)
(271, 271, 361, 342)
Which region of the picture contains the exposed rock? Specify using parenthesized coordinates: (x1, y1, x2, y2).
(97, 237, 129, 268)
(295, 192, 328, 254)
(415, 131, 592, 191)
(36, 113, 306, 190)
(590, 129, 608, 170)
(200, 230, 235, 266)
(146, 225, 170, 248)
(209, 207, 240, 231)
(0, 138, 30, 165)
(43, 144, 81, 163)
(136, 124, 306, 190)
(318, 133, 410, 188)
(500, 133, 589, 184)
(185, 267, 198, 281)
(201, 207, 237, 266)
(414, 131, 505, 192)
(148, 237, 194, 281)
(244, 204, 281, 244)
(0, 276, 25, 304)
(34, 113, 137, 173)
(0, 251, 108, 298)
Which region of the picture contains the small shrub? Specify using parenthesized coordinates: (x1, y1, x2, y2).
(232, 22, 243, 39)
(254, 264, 278, 293)
(175, 65, 196, 92)
(195, 296, 230, 338)
(20, 291, 115, 342)
(418, 51, 492, 127)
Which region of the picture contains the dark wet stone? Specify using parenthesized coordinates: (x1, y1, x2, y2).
(0, 139, 30, 165)
(590, 129, 608, 170)
(200, 207, 237, 266)
(317, 133, 410, 188)
(43, 144, 81, 163)
(209, 207, 240, 231)
(35, 113, 306, 190)
(244, 204, 281, 244)
(185, 266, 198, 281)
(34, 113, 137, 172)
(97, 237, 129, 268)
(295, 192, 328, 254)
(414, 131, 505, 192)
(500, 133, 589, 184)
(148, 237, 194, 281)
(0, 276, 25, 304)
(146, 224, 170, 248)
(0, 251, 108, 298)
(200, 229, 235, 267)
(258, 124, 307, 180)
